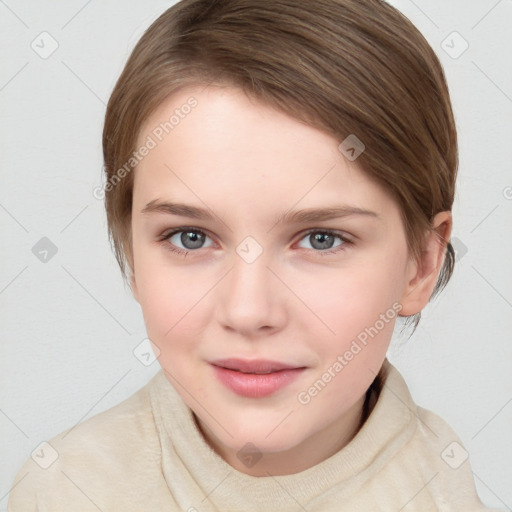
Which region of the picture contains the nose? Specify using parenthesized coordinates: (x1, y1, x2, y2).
(217, 249, 287, 337)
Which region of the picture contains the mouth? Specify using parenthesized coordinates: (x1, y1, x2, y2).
(211, 358, 305, 374)
(210, 358, 307, 398)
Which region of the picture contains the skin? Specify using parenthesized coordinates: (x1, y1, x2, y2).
(129, 84, 452, 476)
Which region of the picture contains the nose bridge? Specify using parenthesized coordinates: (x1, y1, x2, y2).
(218, 242, 284, 332)
(229, 244, 273, 306)
(231, 247, 269, 292)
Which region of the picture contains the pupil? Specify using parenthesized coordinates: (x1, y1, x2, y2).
(313, 233, 333, 249)
(182, 231, 203, 249)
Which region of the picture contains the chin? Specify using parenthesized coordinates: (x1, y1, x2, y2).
(203, 414, 309, 454)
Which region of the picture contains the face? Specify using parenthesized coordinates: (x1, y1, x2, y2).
(130, 85, 420, 475)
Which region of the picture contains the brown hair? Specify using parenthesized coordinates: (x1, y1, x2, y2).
(102, 0, 457, 332)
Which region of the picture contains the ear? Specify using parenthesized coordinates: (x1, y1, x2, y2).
(399, 211, 452, 316)
(130, 269, 139, 303)
(126, 250, 139, 303)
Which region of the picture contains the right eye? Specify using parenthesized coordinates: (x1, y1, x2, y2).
(159, 228, 214, 256)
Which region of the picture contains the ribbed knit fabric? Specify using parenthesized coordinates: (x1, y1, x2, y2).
(8, 359, 501, 511)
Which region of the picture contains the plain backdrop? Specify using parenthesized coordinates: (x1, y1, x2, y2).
(0, 0, 511, 509)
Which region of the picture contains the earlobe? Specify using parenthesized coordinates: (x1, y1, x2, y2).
(130, 270, 139, 303)
(126, 245, 139, 303)
(399, 212, 452, 316)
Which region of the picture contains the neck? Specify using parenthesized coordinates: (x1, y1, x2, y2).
(195, 388, 376, 477)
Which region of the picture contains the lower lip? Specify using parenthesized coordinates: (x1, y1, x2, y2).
(211, 365, 305, 398)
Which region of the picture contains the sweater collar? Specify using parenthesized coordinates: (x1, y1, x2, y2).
(149, 358, 417, 509)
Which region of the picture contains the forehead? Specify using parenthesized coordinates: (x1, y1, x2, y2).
(137, 84, 337, 158)
(133, 85, 398, 223)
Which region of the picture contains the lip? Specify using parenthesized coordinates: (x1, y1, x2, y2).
(211, 358, 302, 373)
(210, 358, 306, 398)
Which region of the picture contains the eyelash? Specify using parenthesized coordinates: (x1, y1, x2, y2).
(157, 227, 353, 257)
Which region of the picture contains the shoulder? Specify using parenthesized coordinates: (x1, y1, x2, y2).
(399, 398, 501, 511)
(8, 373, 165, 511)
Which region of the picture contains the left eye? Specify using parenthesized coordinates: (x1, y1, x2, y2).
(297, 230, 348, 252)
(165, 229, 214, 251)
(159, 228, 350, 256)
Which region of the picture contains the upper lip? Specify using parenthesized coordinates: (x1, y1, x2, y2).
(211, 358, 304, 374)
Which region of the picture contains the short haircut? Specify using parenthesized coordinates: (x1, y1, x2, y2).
(102, 0, 457, 331)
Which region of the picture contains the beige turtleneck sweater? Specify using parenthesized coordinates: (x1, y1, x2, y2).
(7, 359, 501, 511)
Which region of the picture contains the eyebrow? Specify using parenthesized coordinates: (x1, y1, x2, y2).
(141, 199, 380, 224)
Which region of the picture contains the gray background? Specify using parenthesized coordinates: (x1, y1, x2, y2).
(1, 0, 511, 509)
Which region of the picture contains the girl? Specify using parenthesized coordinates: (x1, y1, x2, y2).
(9, 0, 504, 510)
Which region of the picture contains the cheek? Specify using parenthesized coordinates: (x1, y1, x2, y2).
(133, 245, 177, 334)
(134, 252, 213, 358)
(138, 275, 189, 339)
(298, 262, 403, 344)
(301, 268, 400, 411)
(296, 263, 404, 403)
